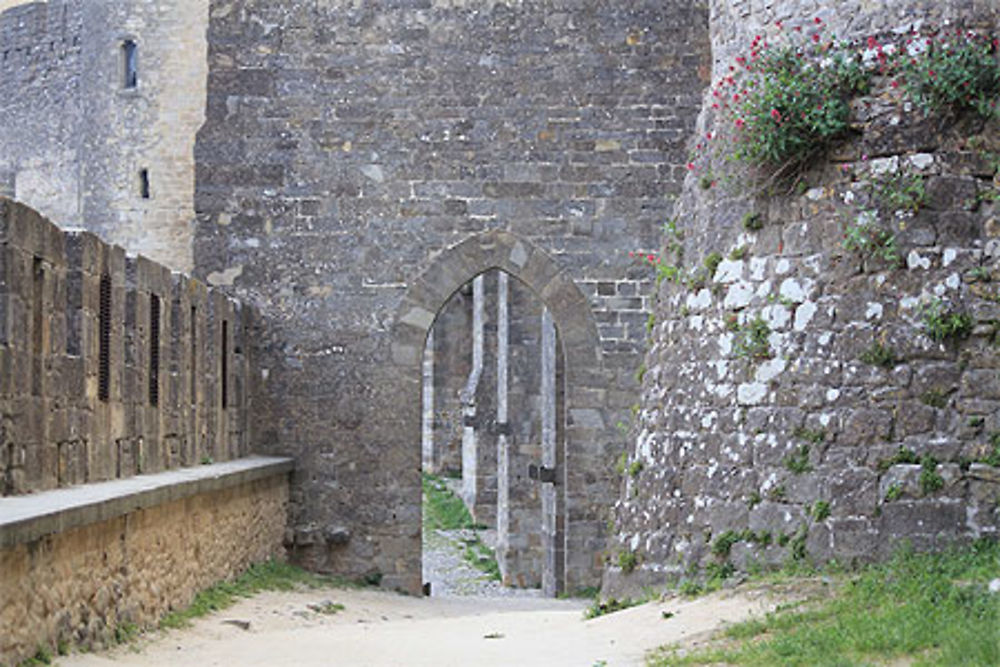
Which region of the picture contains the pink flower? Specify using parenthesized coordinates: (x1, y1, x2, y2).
(770, 108, 782, 122)
(686, 162, 695, 171)
(735, 118, 745, 128)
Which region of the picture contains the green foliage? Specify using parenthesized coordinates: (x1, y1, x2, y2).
(768, 485, 787, 502)
(733, 316, 773, 361)
(628, 460, 644, 478)
(113, 623, 139, 645)
(874, 169, 927, 212)
(810, 500, 831, 522)
(712, 530, 741, 559)
(902, 32, 1000, 119)
(422, 473, 476, 531)
(920, 388, 949, 409)
(746, 491, 762, 509)
(784, 444, 812, 474)
(843, 220, 900, 264)
(919, 299, 973, 342)
(584, 597, 639, 619)
(160, 560, 343, 630)
(656, 262, 681, 287)
(726, 41, 869, 171)
(920, 456, 945, 494)
(729, 245, 749, 261)
(463, 537, 501, 581)
(615, 451, 628, 476)
(860, 341, 898, 368)
(308, 601, 346, 615)
(618, 549, 638, 574)
(985, 432, 1000, 467)
(703, 252, 723, 278)
(649, 540, 1000, 667)
(878, 446, 919, 472)
(885, 483, 904, 502)
(742, 211, 764, 231)
(793, 426, 826, 445)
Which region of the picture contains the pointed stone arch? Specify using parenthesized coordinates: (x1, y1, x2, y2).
(389, 230, 615, 595)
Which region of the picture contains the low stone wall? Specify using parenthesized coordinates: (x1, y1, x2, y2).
(0, 456, 291, 665)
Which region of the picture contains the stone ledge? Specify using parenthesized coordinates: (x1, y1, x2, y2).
(0, 456, 294, 548)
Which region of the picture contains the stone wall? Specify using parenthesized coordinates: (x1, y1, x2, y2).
(606, 0, 1000, 594)
(195, 0, 710, 593)
(1, 197, 255, 496)
(0, 0, 208, 272)
(0, 460, 290, 665)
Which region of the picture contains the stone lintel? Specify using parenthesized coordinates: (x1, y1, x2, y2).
(0, 456, 294, 548)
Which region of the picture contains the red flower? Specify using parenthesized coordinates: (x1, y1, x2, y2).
(812, 33, 820, 43)
(770, 108, 782, 122)
(686, 162, 695, 171)
(814, 16, 822, 24)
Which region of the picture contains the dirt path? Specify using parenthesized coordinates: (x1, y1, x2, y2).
(60, 586, 779, 667)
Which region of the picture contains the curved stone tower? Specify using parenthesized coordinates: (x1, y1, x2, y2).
(607, 0, 1000, 594)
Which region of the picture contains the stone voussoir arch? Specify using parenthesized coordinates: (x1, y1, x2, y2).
(389, 228, 614, 593)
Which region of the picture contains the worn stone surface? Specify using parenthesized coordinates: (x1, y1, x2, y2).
(194, 0, 710, 594)
(0, 470, 288, 666)
(606, 1, 1000, 594)
(0, 198, 255, 496)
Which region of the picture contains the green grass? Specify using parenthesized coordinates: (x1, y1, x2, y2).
(159, 559, 345, 629)
(648, 540, 1000, 666)
(422, 473, 477, 531)
(422, 472, 500, 581)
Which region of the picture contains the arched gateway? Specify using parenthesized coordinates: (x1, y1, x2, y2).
(392, 230, 618, 595)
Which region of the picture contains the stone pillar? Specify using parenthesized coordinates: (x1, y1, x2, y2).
(461, 274, 484, 512)
(496, 272, 510, 577)
(540, 307, 563, 596)
(421, 328, 434, 472)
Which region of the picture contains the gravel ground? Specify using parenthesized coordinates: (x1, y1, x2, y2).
(421, 526, 544, 598)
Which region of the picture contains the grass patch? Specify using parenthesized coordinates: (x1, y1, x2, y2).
(585, 596, 641, 619)
(423, 472, 500, 581)
(422, 473, 477, 531)
(159, 559, 344, 630)
(648, 540, 1000, 666)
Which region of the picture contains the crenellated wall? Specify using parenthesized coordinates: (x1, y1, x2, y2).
(606, 0, 1000, 595)
(1, 197, 255, 496)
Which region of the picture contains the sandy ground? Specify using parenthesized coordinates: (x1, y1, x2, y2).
(60, 586, 782, 667)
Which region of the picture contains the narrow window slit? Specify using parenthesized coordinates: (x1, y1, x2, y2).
(139, 168, 150, 199)
(221, 320, 229, 410)
(149, 294, 160, 406)
(122, 40, 137, 89)
(98, 274, 112, 402)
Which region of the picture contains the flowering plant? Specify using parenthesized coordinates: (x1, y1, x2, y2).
(691, 20, 999, 189)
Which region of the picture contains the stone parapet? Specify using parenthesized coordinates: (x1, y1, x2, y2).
(0, 456, 291, 665)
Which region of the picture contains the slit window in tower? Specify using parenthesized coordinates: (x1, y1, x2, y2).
(139, 168, 150, 199)
(98, 274, 111, 402)
(149, 294, 160, 406)
(220, 320, 229, 410)
(122, 39, 138, 89)
(190, 305, 197, 405)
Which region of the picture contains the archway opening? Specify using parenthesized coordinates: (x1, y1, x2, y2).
(420, 268, 566, 597)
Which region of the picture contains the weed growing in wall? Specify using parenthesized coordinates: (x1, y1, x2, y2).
(919, 299, 973, 342)
(900, 30, 1000, 119)
(688, 21, 1000, 194)
(842, 217, 901, 265)
(860, 341, 898, 368)
(919, 456, 945, 494)
(733, 316, 772, 361)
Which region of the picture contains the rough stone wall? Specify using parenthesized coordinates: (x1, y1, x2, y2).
(0, 472, 288, 665)
(195, 0, 709, 593)
(0, 0, 208, 272)
(607, 0, 1000, 594)
(1, 197, 254, 496)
